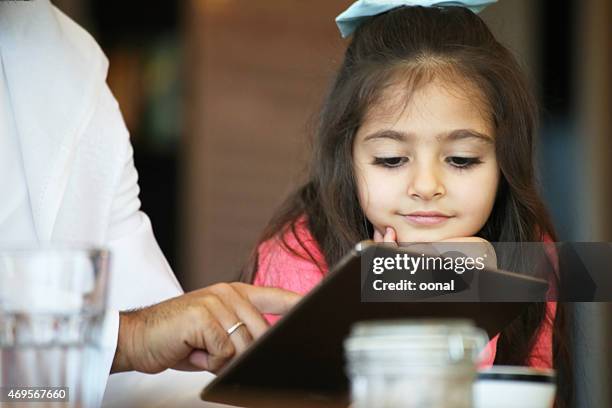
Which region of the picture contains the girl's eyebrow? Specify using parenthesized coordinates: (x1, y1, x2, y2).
(362, 130, 408, 143)
(441, 129, 494, 144)
(362, 129, 494, 144)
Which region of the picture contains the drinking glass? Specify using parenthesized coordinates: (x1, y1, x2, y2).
(0, 247, 109, 408)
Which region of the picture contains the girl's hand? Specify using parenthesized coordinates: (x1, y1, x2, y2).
(372, 229, 497, 269)
(438, 236, 489, 244)
(436, 236, 497, 269)
(373, 227, 436, 256)
(373, 227, 398, 245)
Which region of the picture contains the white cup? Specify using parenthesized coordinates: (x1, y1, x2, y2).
(474, 366, 556, 408)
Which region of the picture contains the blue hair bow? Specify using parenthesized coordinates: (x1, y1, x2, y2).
(335, 0, 498, 38)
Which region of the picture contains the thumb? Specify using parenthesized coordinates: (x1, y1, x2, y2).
(188, 350, 229, 372)
(172, 350, 230, 373)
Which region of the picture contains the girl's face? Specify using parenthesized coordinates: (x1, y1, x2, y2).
(353, 79, 499, 243)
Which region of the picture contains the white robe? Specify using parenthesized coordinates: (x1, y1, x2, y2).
(0, 1, 217, 406)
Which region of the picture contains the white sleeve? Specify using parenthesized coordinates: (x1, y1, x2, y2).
(93, 84, 204, 405)
(101, 198, 216, 407)
(105, 132, 183, 310)
(98, 86, 217, 406)
(96, 82, 183, 365)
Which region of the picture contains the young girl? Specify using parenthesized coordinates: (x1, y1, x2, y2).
(242, 2, 570, 405)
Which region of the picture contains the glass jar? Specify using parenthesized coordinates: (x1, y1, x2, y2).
(345, 319, 488, 408)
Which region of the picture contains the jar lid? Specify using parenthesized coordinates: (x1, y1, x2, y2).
(344, 319, 488, 365)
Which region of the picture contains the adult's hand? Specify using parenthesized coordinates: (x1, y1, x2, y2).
(111, 283, 301, 374)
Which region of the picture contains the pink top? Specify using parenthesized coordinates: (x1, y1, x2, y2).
(253, 216, 555, 369)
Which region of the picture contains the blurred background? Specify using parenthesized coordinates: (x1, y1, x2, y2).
(51, 0, 610, 406)
(50, 0, 611, 287)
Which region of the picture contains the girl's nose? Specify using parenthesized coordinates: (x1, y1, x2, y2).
(407, 163, 445, 200)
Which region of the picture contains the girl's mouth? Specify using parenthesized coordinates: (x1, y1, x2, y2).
(402, 211, 453, 226)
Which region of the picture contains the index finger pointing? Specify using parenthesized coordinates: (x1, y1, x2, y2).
(230, 283, 302, 315)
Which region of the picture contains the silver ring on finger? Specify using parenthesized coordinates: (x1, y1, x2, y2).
(226, 321, 246, 336)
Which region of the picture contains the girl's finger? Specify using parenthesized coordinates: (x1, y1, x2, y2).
(384, 227, 398, 246)
(373, 229, 383, 242)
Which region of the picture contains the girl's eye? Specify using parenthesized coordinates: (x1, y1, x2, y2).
(446, 156, 482, 169)
(373, 157, 408, 168)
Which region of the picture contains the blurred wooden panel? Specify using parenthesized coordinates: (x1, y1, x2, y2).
(579, 0, 612, 241)
(181, 0, 349, 289)
(573, 1, 612, 407)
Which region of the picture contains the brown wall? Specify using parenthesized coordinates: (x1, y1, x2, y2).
(181, 0, 349, 289)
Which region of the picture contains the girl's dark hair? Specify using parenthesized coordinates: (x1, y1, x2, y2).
(242, 6, 571, 406)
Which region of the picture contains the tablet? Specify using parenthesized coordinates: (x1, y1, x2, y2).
(201, 241, 548, 407)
